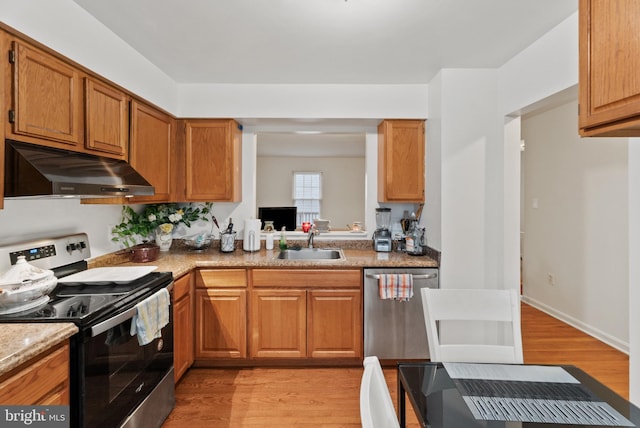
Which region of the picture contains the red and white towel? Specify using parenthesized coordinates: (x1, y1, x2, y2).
(378, 274, 413, 301)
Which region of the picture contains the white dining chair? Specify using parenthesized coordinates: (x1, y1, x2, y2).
(421, 288, 524, 364)
(360, 356, 400, 428)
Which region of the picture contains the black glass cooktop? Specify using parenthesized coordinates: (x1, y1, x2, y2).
(0, 271, 172, 326)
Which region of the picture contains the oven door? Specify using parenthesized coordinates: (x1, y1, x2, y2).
(75, 290, 174, 428)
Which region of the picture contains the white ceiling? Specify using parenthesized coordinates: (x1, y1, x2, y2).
(70, 0, 577, 156)
(72, 0, 577, 85)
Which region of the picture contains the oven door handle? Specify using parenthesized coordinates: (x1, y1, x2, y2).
(365, 273, 438, 281)
(90, 283, 173, 338)
(91, 305, 137, 337)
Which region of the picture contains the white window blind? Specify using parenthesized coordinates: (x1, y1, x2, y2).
(293, 172, 321, 226)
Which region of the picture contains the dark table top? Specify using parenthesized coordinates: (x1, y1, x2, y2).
(397, 362, 640, 428)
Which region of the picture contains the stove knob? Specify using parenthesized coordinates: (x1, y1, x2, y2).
(66, 243, 77, 253)
(79, 241, 87, 249)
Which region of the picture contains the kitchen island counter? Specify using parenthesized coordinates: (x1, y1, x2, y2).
(0, 322, 78, 378)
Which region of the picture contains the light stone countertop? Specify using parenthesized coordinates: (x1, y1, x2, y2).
(89, 241, 440, 278)
(0, 323, 78, 379)
(0, 240, 438, 378)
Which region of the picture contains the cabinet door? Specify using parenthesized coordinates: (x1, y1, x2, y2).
(195, 289, 247, 359)
(579, 0, 640, 136)
(250, 289, 306, 358)
(183, 119, 242, 201)
(10, 41, 83, 147)
(173, 273, 193, 382)
(378, 119, 425, 202)
(0, 343, 70, 405)
(84, 78, 128, 159)
(308, 289, 362, 358)
(129, 100, 174, 202)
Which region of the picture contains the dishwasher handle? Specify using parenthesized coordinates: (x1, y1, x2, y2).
(365, 272, 437, 281)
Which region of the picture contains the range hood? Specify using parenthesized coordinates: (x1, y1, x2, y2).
(4, 140, 155, 199)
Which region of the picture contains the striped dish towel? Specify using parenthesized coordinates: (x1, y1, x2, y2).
(378, 274, 414, 301)
(130, 288, 170, 345)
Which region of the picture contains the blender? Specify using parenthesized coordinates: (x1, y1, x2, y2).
(372, 207, 392, 252)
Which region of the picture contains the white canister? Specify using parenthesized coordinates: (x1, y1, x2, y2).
(243, 219, 262, 252)
(265, 232, 274, 250)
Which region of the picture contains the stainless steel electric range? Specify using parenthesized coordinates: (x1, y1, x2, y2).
(0, 233, 175, 428)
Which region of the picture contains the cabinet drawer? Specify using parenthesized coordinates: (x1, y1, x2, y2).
(251, 269, 361, 288)
(196, 269, 247, 288)
(0, 343, 69, 405)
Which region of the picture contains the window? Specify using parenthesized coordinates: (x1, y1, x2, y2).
(293, 172, 321, 226)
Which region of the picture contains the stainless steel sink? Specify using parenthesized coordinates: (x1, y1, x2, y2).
(276, 248, 345, 261)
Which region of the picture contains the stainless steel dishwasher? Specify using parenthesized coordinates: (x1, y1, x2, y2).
(364, 267, 439, 360)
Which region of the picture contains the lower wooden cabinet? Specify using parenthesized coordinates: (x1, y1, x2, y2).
(250, 269, 362, 360)
(308, 289, 362, 358)
(192, 268, 362, 363)
(195, 288, 247, 359)
(194, 269, 248, 360)
(173, 272, 194, 382)
(0, 342, 70, 404)
(250, 289, 307, 358)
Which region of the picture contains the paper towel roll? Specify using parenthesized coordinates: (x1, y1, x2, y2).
(243, 219, 262, 251)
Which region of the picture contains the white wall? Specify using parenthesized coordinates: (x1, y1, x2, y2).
(499, 12, 579, 117)
(521, 100, 629, 352)
(425, 73, 443, 250)
(178, 84, 429, 119)
(0, 0, 178, 112)
(256, 157, 366, 229)
(430, 68, 513, 291)
(0, 199, 123, 256)
(496, 10, 639, 402)
(629, 138, 640, 403)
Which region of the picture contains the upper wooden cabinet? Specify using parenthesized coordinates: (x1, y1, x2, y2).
(377, 119, 425, 202)
(6, 38, 129, 160)
(84, 78, 128, 158)
(8, 40, 83, 148)
(128, 100, 175, 203)
(181, 119, 242, 202)
(579, 0, 640, 136)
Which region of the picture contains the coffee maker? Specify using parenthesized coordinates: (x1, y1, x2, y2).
(372, 207, 392, 252)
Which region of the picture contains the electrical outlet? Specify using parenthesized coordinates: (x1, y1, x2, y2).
(547, 273, 555, 286)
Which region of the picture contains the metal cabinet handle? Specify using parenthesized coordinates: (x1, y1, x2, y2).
(365, 273, 437, 280)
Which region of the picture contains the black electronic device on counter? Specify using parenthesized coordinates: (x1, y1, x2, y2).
(258, 206, 297, 231)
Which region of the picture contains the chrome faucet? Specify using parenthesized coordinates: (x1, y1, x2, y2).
(307, 225, 316, 248)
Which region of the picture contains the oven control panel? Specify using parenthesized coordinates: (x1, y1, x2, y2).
(9, 244, 57, 265)
(0, 233, 90, 272)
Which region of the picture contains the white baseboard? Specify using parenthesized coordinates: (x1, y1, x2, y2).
(521, 295, 629, 355)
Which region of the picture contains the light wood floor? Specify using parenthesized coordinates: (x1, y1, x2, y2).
(162, 303, 629, 427)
